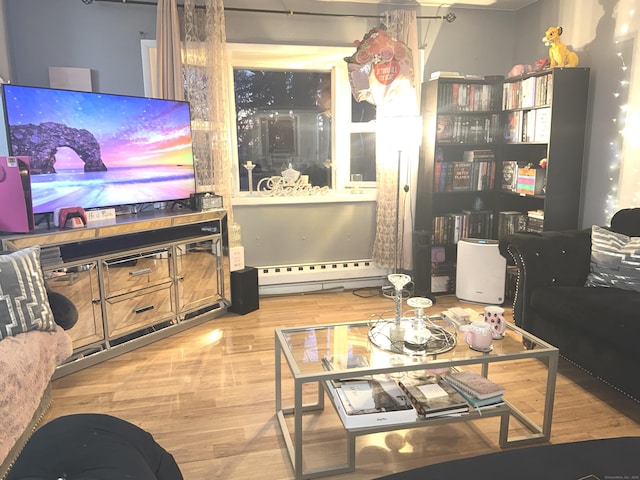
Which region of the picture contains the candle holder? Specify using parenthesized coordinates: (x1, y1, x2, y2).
(407, 296, 433, 331)
(388, 274, 411, 326)
(243, 162, 256, 195)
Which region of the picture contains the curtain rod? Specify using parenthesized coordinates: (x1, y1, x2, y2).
(82, 0, 456, 22)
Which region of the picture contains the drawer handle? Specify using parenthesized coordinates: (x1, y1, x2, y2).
(130, 268, 152, 277)
(134, 305, 155, 314)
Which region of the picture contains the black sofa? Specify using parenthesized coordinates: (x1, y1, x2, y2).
(499, 208, 640, 400)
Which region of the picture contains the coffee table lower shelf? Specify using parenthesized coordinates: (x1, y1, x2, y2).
(276, 381, 548, 480)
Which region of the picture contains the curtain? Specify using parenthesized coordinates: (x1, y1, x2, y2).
(371, 9, 420, 273)
(183, 0, 234, 224)
(155, 0, 183, 100)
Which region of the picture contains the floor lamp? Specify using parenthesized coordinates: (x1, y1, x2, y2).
(382, 115, 422, 298)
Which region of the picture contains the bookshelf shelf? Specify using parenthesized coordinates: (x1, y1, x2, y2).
(414, 67, 590, 297)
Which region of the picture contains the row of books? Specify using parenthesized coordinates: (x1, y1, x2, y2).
(437, 82, 502, 112)
(432, 210, 494, 245)
(327, 370, 505, 428)
(503, 108, 551, 143)
(431, 262, 456, 294)
(434, 160, 496, 192)
(498, 209, 545, 239)
(502, 73, 554, 110)
(436, 114, 500, 144)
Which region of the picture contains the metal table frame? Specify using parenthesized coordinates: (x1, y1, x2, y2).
(275, 320, 559, 480)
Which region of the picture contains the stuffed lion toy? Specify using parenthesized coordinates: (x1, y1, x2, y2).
(542, 26, 579, 67)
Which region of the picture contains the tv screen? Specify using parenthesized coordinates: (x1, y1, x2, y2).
(1, 84, 196, 215)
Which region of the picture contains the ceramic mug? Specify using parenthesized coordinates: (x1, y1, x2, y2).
(484, 306, 506, 339)
(464, 321, 493, 351)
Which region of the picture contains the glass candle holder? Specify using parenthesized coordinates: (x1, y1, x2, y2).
(243, 162, 256, 194)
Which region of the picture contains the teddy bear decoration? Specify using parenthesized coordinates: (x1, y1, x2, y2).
(542, 26, 579, 67)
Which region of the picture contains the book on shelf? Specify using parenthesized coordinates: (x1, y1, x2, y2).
(444, 371, 505, 400)
(452, 162, 472, 191)
(322, 354, 371, 386)
(527, 209, 545, 233)
(398, 379, 469, 419)
(329, 379, 416, 428)
(463, 149, 495, 162)
(450, 384, 505, 409)
(430, 70, 462, 80)
(501, 160, 519, 191)
(323, 353, 369, 371)
(436, 115, 454, 142)
(498, 211, 528, 239)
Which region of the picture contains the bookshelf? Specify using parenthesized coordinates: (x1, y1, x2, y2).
(497, 67, 590, 232)
(414, 75, 502, 296)
(414, 68, 590, 297)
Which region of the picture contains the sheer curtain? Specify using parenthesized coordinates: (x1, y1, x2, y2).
(154, 0, 234, 223)
(371, 9, 420, 272)
(155, 0, 183, 100)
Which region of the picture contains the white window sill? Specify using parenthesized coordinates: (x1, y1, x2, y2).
(231, 190, 376, 206)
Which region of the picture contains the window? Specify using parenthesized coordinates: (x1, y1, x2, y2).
(234, 69, 333, 191)
(228, 44, 376, 195)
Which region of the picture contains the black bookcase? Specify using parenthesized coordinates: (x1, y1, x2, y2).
(413, 68, 590, 297)
(497, 67, 590, 231)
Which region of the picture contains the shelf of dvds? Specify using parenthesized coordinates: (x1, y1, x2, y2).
(414, 68, 590, 297)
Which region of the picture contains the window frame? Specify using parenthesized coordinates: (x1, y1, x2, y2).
(228, 43, 377, 199)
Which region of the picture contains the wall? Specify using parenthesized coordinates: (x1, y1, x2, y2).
(0, 0, 517, 290)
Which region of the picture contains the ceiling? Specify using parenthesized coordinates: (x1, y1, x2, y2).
(314, 0, 538, 11)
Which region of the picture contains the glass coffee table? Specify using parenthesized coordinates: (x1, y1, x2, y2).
(275, 315, 559, 480)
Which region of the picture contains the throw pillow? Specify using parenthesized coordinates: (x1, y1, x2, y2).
(0, 246, 56, 339)
(585, 225, 640, 292)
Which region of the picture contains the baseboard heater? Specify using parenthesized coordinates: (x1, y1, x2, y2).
(257, 260, 389, 295)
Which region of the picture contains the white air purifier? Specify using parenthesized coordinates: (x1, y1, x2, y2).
(455, 239, 506, 305)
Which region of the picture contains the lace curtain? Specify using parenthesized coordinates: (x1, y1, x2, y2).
(371, 9, 420, 272)
(182, 0, 234, 223)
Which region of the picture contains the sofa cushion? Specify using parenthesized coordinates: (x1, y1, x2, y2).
(0, 246, 56, 340)
(585, 225, 640, 292)
(529, 285, 640, 355)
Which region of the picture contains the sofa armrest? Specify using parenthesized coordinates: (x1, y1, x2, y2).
(499, 229, 591, 330)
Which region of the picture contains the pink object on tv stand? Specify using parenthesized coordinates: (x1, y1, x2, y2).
(0, 155, 34, 233)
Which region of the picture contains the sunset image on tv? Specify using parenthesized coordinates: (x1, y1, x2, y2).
(2, 84, 196, 214)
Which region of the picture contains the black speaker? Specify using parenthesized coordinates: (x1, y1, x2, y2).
(229, 267, 259, 315)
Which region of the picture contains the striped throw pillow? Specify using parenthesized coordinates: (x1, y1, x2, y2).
(585, 225, 640, 292)
(0, 246, 56, 340)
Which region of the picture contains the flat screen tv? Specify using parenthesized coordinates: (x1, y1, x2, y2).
(1, 84, 196, 215)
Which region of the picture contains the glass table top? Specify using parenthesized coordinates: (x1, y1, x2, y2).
(276, 315, 557, 378)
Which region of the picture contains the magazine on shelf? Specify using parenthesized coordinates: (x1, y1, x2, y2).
(398, 379, 469, 419)
(328, 379, 416, 428)
(449, 384, 505, 409)
(444, 371, 505, 400)
(322, 354, 372, 387)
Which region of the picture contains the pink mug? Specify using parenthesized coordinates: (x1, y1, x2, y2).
(484, 306, 506, 339)
(464, 321, 493, 351)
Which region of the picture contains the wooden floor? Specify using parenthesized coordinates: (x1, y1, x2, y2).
(46, 289, 640, 480)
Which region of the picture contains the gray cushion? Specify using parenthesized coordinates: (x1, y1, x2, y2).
(585, 225, 640, 292)
(0, 247, 56, 340)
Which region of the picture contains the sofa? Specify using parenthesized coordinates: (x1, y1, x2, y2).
(499, 207, 640, 400)
(0, 247, 75, 479)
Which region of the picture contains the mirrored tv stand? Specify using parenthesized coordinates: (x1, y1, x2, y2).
(1, 208, 230, 378)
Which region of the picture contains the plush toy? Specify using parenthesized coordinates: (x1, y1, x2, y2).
(542, 26, 579, 67)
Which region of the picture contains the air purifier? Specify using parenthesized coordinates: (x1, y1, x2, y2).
(455, 238, 506, 304)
